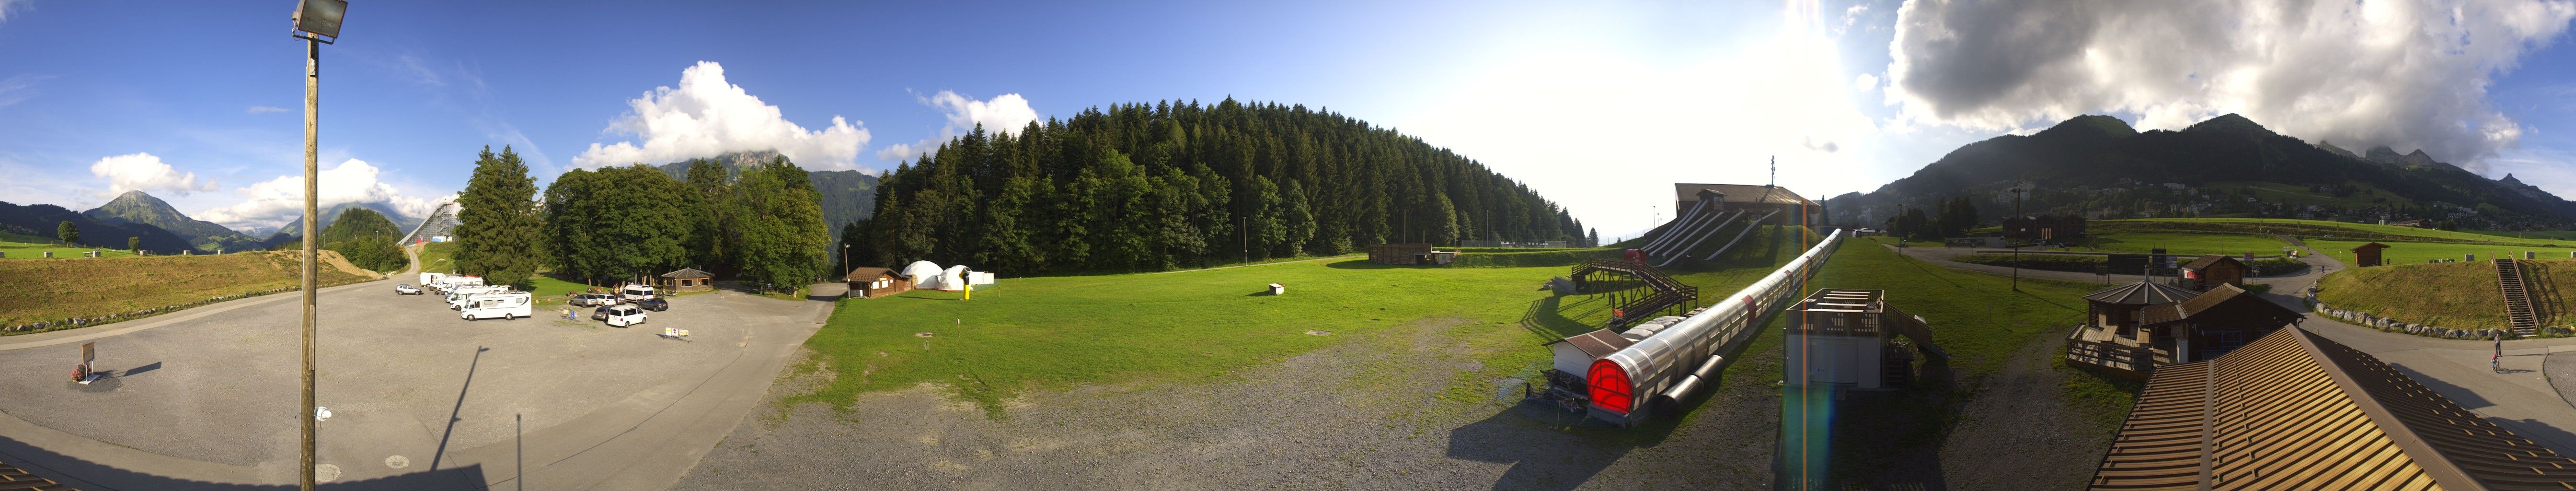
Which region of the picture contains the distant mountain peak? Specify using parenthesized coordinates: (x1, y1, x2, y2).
(2181, 113, 2277, 138)
(2039, 114, 2137, 137)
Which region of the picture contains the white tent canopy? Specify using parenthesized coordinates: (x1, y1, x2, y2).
(902, 261, 945, 289)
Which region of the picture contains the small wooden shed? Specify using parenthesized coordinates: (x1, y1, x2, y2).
(658, 268, 715, 292)
(2353, 242, 2391, 267)
(2176, 255, 2247, 291)
(845, 267, 911, 298)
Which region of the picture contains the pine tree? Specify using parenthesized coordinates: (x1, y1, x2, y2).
(454, 146, 546, 286)
(1279, 179, 1317, 257)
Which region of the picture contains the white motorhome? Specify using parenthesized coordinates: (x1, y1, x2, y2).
(459, 292, 533, 321)
(447, 285, 510, 309)
(434, 275, 485, 293)
(419, 272, 445, 288)
(620, 284, 656, 302)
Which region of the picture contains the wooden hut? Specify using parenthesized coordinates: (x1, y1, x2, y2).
(658, 268, 715, 292)
(2067, 282, 2300, 377)
(2175, 255, 2247, 291)
(2354, 242, 2392, 267)
(844, 267, 911, 298)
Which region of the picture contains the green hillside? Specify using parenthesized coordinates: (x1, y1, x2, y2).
(81, 190, 261, 251)
(320, 208, 405, 272)
(2308, 240, 2576, 266)
(2318, 259, 2576, 331)
(0, 240, 141, 259)
(0, 250, 372, 328)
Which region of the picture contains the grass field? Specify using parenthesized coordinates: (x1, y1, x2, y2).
(2474, 230, 2576, 241)
(785, 227, 1820, 417)
(2307, 239, 2576, 266)
(0, 251, 373, 327)
(2072, 231, 2291, 256)
(414, 242, 458, 274)
(0, 240, 142, 259)
(2109, 218, 2563, 245)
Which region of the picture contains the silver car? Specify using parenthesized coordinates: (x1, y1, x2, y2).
(394, 284, 423, 295)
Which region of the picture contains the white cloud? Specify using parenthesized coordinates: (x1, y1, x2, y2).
(875, 91, 1041, 162)
(1853, 73, 1878, 92)
(1884, 0, 2576, 172)
(196, 159, 445, 230)
(246, 105, 290, 114)
(574, 61, 871, 170)
(0, 0, 30, 23)
(90, 152, 215, 198)
(0, 73, 43, 107)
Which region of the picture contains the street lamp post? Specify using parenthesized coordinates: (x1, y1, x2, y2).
(289, 2, 344, 490)
(2011, 187, 2023, 292)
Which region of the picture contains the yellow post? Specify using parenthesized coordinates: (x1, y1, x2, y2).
(963, 282, 971, 301)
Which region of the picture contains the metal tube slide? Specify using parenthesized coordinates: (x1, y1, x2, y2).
(1587, 228, 1843, 425)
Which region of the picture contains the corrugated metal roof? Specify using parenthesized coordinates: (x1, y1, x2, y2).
(0, 458, 77, 491)
(1672, 183, 1812, 208)
(1547, 328, 1636, 359)
(2090, 327, 2576, 490)
(2084, 281, 2203, 305)
(2355, 242, 2394, 251)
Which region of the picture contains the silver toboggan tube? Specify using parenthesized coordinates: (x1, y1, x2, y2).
(1585, 228, 1843, 426)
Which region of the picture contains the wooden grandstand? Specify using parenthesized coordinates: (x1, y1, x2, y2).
(2090, 327, 2576, 490)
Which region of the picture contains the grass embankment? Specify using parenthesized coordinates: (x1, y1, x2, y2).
(2070, 230, 2290, 256)
(0, 240, 142, 259)
(414, 242, 458, 274)
(1811, 238, 2127, 485)
(788, 226, 1817, 418)
(0, 250, 374, 329)
(2112, 218, 2557, 245)
(2317, 259, 2576, 331)
(2307, 240, 2576, 266)
(1951, 253, 2304, 278)
(2475, 230, 2576, 241)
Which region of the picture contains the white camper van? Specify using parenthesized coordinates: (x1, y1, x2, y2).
(447, 285, 511, 310)
(459, 292, 533, 321)
(432, 275, 483, 293)
(419, 272, 445, 288)
(620, 284, 656, 302)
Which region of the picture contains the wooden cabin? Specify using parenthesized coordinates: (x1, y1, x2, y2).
(2353, 242, 2391, 267)
(2067, 282, 2300, 378)
(658, 268, 715, 292)
(844, 267, 912, 298)
(2175, 255, 2247, 291)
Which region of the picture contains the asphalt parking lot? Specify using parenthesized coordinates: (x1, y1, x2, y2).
(0, 278, 829, 489)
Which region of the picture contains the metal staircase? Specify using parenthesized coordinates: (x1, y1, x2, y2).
(2498, 258, 2540, 337)
(1571, 258, 1701, 328)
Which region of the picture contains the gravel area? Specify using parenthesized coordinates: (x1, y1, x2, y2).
(675, 318, 1787, 491)
(1934, 332, 2116, 491)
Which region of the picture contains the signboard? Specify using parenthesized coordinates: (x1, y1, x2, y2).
(80, 342, 94, 364)
(2107, 254, 2148, 274)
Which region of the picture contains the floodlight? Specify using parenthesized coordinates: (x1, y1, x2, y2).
(291, 0, 346, 43)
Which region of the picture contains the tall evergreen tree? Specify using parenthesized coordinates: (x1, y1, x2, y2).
(454, 146, 546, 286)
(1278, 179, 1317, 257)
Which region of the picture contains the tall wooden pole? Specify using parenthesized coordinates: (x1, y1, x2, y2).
(300, 36, 321, 491)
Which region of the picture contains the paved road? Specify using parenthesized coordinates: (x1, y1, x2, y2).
(0, 273, 833, 490)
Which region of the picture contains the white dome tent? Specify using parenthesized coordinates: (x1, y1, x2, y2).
(902, 261, 945, 289)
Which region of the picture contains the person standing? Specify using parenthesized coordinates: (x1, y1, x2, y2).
(2495, 332, 2505, 373)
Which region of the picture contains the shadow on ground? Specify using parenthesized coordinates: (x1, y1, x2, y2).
(0, 434, 487, 491)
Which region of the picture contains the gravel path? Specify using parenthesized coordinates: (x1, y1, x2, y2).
(675, 318, 1788, 491)
(1934, 330, 2114, 491)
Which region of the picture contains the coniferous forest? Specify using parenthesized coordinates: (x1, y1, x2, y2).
(845, 98, 1588, 274)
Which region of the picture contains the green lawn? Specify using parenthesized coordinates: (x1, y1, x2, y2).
(2110, 218, 2558, 245)
(2307, 239, 2576, 266)
(2071, 231, 2291, 256)
(0, 240, 142, 259)
(2472, 230, 2576, 242)
(788, 226, 1819, 418)
(414, 242, 458, 274)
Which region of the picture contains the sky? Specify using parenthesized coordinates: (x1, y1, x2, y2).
(1, 0, 2572, 239)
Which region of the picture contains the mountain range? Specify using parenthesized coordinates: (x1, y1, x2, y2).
(259, 201, 425, 249)
(649, 150, 878, 234)
(82, 190, 266, 252)
(1825, 114, 2576, 229)
(0, 189, 426, 254)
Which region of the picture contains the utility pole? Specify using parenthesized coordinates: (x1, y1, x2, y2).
(2011, 187, 2023, 292)
(288, 3, 345, 490)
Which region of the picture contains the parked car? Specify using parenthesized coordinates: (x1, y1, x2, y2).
(600, 304, 647, 327)
(591, 305, 617, 321)
(570, 293, 619, 306)
(632, 298, 669, 312)
(394, 284, 423, 295)
(620, 284, 657, 302)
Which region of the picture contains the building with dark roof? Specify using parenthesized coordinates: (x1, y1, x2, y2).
(843, 267, 910, 298)
(2090, 326, 2576, 490)
(2067, 283, 2300, 378)
(2356, 242, 2393, 267)
(1671, 183, 1813, 213)
(2176, 255, 2248, 291)
(658, 268, 714, 292)
(0, 458, 75, 490)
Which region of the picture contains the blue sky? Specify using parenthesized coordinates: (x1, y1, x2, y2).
(2, 0, 2572, 238)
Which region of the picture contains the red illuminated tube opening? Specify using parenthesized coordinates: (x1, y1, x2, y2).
(1587, 359, 1633, 414)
